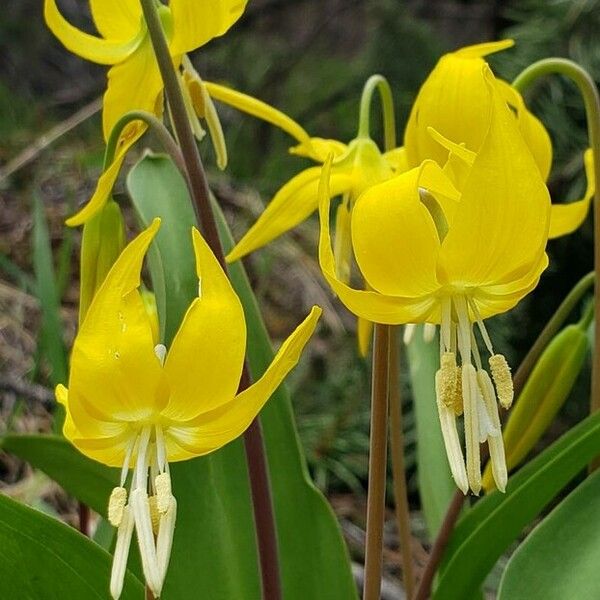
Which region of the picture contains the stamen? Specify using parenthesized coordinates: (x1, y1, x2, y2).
(155, 472, 172, 514)
(452, 366, 463, 416)
(435, 370, 468, 494)
(403, 323, 416, 345)
(134, 427, 151, 491)
(155, 425, 167, 474)
(148, 495, 160, 535)
(489, 354, 514, 408)
(423, 323, 437, 343)
(439, 352, 457, 407)
(108, 487, 127, 527)
(156, 496, 177, 582)
(469, 299, 494, 356)
(110, 505, 135, 600)
(477, 370, 507, 492)
(462, 364, 482, 495)
(441, 297, 452, 351)
(120, 437, 136, 487)
(453, 296, 472, 365)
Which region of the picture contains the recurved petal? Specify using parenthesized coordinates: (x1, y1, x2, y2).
(549, 148, 595, 238)
(44, 0, 143, 64)
(453, 39, 515, 59)
(102, 39, 165, 141)
(90, 0, 142, 41)
(66, 124, 145, 227)
(290, 138, 349, 163)
(169, 0, 247, 55)
(438, 67, 550, 290)
(164, 306, 321, 461)
(318, 158, 437, 323)
(161, 228, 246, 422)
(205, 81, 313, 149)
(69, 220, 164, 425)
(226, 166, 353, 262)
(351, 161, 447, 297)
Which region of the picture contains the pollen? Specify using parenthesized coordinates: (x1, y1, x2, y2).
(489, 354, 514, 409)
(452, 366, 463, 416)
(155, 472, 172, 514)
(148, 495, 160, 535)
(439, 352, 457, 407)
(108, 486, 127, 527)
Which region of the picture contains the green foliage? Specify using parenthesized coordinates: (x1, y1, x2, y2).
(0, 493, 143, 599)
(498, 468, 600, 600)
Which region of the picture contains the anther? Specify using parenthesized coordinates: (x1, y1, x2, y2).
(148, 495, 160, 535)
(489, 354, 514, 408)
(108, 486, 128, 527)
(439, 352, 457, 407)
(452, 366, 463, 416)
(155, 472, 172, 514)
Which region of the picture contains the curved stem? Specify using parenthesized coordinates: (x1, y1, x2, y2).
(363, 324, 391, 600)
(388, 327, 416, 598)
(512, 271, 594, 396)
(139, 2, 281, 598)
(357, 75, 397, 150)
(103, 110, 187, 177)
(513, 59, 600, 421)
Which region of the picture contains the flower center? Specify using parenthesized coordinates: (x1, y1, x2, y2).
(435, 295, 511, 495)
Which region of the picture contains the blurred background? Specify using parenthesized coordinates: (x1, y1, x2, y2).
(1, 0, 599, 594)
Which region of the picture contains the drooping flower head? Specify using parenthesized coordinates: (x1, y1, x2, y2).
(44, 0, 246, 141)
(318, 67, 551, 494)
(57, 219, 320, 598)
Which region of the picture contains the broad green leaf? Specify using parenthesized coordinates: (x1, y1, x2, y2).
(434, 409, 600, 600)
(1, 434, 118, 516)
(498, 469, 600, 600)
(406, 327, 454, 536)
(127, 154, 356, 600)
(0, 493, 143, 599)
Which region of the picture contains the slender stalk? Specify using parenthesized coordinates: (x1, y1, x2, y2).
(513, 60, 600, 425)
(78, 502, 89, 537)
(512, 271, 594, 395)
(388, 327, 416, 597)
(363, 324, 391, 600)
(357, 75, 397, 149)
(139, 2, 281, 597)
(412, 490, 464, 600)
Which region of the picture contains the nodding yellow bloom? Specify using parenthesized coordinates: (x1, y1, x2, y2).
(204, 82, 405, 266)
(56, 219, 320, 599)
(404, 39, 595, 240)
(44, 0, 245, 141)
(318, 67, 551, 495)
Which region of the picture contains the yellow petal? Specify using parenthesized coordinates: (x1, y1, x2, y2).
(357, 317, 373, 357)
(90, 0, 142, 41)
(161, 228, 246, 422)
(383, 147, 409, 173)
(352, 161, 455, 297)
(204, 81, 313, 150)
(290, 138, 348, 162)
(102, 39, 165, 140)
(66, 123, 145, 226)
(438, 67, 550, 291)
(318, 158, 437, 323)
(164, 306, 321, 461)
(549, 148, 595, 238)
(69, 220, 164, 427)
(169, 0, 247, 55)
(453, 39, 514, 59)
(44, 0, 143, 65)
(226, 166, 353, 262)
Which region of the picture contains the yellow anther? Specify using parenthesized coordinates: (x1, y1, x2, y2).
(439, 352, 457, 407)
(489, 354, 514, 409)
(452, 366, 463, 416)
(108, 486, 127, 527)
(148, 495, 161, 535)
(155, 472, 172, 514)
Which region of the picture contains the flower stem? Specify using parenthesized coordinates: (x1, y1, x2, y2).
(357, 75, 397, 149)
(388, 327, 416, 598)
(363, 324, 391, 600)
(513, 59, 600, 429)
(139, 1, 281, 597)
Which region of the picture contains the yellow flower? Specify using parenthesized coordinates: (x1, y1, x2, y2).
(56, 219, 320, 598)
(318, 67, 551, 495)
(44, 0, 246, 141)
(204, 82, 404, 265)
(404, 39, 595, 239)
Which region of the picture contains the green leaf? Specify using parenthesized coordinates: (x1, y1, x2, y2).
(434, 409, 600, 600)
(1, 434, 118, 516)
(498, 469, 600, 600)
(0, 493, 143, 599)
(126, 154, 356, 600)
(32, 192, 68, 387)
(406, 326, 455, 536)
